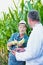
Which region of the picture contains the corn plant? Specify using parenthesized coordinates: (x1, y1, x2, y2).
(0, 0, 43, 65)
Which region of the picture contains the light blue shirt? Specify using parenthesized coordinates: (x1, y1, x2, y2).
(16, 23, 43, 65)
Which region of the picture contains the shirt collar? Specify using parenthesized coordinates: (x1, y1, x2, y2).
(33, 23, 42, 30)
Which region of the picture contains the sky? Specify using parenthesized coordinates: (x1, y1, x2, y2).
(0, 0, 20, 13)
(0, 0, 20, 19)
(0, 0, 43, 19)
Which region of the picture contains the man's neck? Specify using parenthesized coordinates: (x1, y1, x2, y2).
(32, 22, 39, 29)
(20, 34, 24, 38)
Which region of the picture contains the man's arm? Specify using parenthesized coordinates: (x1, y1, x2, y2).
(7, 33, 18, 51)
(7, 40, 18, 47)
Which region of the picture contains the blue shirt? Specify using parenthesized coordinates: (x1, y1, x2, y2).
(8, 32, 28, 65)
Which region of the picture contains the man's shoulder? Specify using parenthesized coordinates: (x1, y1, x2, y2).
(12, 32, 19, 38)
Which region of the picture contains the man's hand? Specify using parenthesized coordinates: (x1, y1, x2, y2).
(15, 48, 25, 52)
(11, 50, 16, 55)
(11, 48, 25, 56)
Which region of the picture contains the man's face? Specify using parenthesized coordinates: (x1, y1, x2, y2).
(18, 24, 26, 34)
(28, 18, 33, 28)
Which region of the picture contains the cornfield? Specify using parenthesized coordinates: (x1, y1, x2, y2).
(0, 0, 43, 65)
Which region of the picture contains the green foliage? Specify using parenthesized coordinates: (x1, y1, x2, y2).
(0, 0, 43, 65)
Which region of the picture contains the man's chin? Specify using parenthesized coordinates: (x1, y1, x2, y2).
(20, 32, 24, 35)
